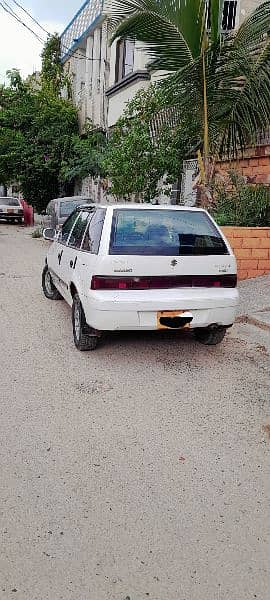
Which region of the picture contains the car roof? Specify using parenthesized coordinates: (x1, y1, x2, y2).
(75, 203, 205, 212)
(53, 196, 91, 202)
(46, 196, 91, 207)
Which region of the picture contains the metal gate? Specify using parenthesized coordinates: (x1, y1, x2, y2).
(181, 159, 198, 206)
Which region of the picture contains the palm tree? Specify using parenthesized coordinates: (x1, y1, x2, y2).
(110, 0, 270, 205)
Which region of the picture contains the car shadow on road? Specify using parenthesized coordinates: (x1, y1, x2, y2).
(103, 329, 193, 347)
(98, 328, 230, 360)
(55, 300, 246, 370)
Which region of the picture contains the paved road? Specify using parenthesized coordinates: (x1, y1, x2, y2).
(1, 223, 270, 600)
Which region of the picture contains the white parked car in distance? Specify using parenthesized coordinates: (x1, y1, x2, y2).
(0, 197, 24, 223)
(42, 204, 239, 351)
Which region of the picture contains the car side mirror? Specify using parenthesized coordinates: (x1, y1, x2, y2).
(43, 228, 56, 241)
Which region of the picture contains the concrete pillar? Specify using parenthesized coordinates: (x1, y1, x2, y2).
(92, 27, 101, 126)
(100, 20, 110, 129)
(85, 34, 94, 123)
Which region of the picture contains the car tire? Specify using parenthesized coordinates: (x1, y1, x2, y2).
(42, 265, 63, 300)
(17, 217, 23, 224)
(72, 293, 99, 351)
(194, 326, 227, 346)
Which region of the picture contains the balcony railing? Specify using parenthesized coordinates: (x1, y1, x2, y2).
(61, 0, 103, 62)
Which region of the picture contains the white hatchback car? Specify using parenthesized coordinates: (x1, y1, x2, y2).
(42, 204, 239, 351)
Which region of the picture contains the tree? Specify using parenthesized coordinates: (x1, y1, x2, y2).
(41, 34, 68, 96)
(103, 85, 197, 200)
(61, 122, 107, 184)
(110, 0, 270, 205)
(0, 70, 78, 213)
(0, 36, 77, 212)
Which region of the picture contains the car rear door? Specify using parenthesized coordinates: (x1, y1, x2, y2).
(91, 207, 237, 310)
(74, 208, 107, 302)
(59, 209, 92, 304)
(102, 207, 236, 279)
(60, 208, 106, 306)
(47, 210, 80, 300)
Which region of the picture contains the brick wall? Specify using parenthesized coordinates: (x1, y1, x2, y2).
(222, 227, 270, 280)
(220, 145, 270, 185)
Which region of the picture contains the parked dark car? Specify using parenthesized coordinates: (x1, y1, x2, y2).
(44, 196, 92, 230)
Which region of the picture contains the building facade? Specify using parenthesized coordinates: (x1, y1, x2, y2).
(61, 0, 265, 128)
(60, 1, 111, 200)
(60, 0, 269, 202)
(61, 0, 109, 130)
(105, 0, 251, 129)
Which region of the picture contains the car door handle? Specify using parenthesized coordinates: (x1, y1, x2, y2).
(58, 250, 63, 265)
(70, 257, 77, 270)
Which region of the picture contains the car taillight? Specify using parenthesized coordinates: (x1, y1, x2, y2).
(91, 275, 237, 290)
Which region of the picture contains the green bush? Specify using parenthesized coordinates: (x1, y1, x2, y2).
(31, 227, 43, 238)
(212, 172, 270, 227)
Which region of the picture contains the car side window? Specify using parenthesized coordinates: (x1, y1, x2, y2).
(59, 211, 79, 244)
(82, 209, 106, 254)
(68, 210, 90, 249)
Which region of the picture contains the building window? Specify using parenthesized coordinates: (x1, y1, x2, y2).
(207, 1, 237, 32)
(222, 0, 237, 31)
(115, 39, 135, 83)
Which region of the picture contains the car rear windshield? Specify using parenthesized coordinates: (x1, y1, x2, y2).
(60, 200, 88, 218)
(110, 209, 229, 256)
(0, 198, 20, 207)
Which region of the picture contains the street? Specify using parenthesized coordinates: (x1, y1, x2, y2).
(0, 223, 270, 600)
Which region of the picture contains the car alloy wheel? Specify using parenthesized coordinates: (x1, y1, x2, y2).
(72, 293, 99, 351)
(73, 300, 81, 342)
(44, 269, 53, 295)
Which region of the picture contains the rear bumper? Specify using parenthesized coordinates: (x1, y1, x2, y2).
(85, 306, 237, 331)
(0, 212, 23, 218)
(83, 288, 239, 331)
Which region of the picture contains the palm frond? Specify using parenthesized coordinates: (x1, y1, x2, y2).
(235, 0, 270, 48)
(219, 37, 270, 156)
(110, 0, 208, 66)
(109, 0, 270, 160)
(111, 11, 193, 71)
